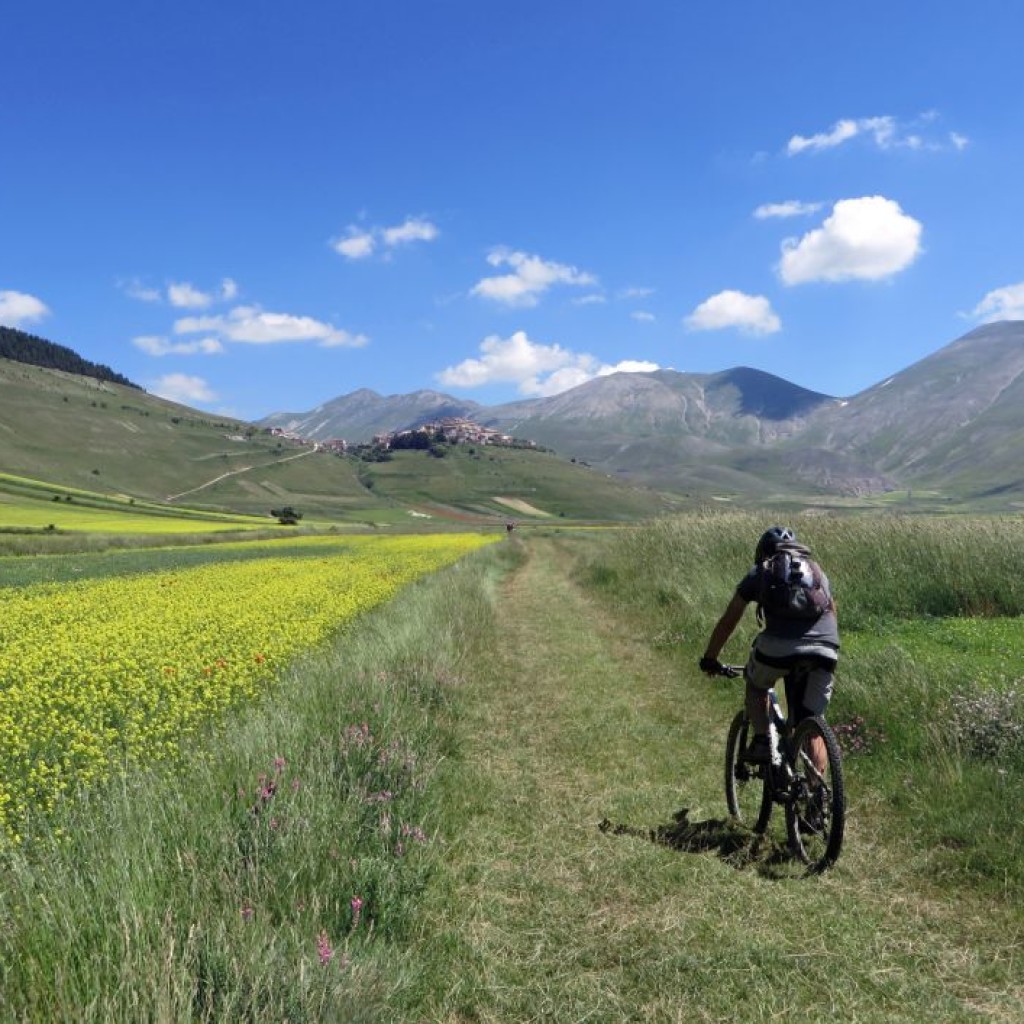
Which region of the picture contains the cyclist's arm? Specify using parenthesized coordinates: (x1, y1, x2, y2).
(702, 591, 749, 662)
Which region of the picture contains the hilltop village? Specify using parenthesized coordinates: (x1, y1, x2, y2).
(268, 416, 540, 457)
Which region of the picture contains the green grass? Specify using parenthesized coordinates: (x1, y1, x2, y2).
(580, 511, 1024, 896)
(357, 445, 675, 521)
(0, 539, 519, 1022)
(5, 515, 1024, 1020)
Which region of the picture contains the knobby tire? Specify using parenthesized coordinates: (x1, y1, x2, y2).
(785, 715, 845, 873)
(724, 710, 772, 833)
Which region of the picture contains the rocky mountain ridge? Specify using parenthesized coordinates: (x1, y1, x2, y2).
(260, 322, 1024, 502)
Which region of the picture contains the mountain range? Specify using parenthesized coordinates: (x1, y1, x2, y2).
(261, 321, 1024, 504)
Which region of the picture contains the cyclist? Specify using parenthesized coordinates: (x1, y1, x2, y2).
(698, 526, 839, 765)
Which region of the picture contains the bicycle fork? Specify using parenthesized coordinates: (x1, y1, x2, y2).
(766, 690, 794, 796)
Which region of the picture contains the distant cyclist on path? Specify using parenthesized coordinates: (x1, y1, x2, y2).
(699, 526, 839, 764)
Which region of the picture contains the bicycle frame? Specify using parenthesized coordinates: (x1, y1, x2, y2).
(720, 660, 846, 872)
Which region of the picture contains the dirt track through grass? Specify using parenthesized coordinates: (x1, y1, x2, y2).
(419, 536, 1023, 1023)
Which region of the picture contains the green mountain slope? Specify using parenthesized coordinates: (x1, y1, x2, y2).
(0, 357, 672, 526)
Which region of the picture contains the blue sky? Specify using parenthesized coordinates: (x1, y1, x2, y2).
(3, 1, 1024, 420)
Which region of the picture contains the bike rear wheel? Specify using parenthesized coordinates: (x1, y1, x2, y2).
(724, 710, 772, 832)
(785, 716, 845, 872)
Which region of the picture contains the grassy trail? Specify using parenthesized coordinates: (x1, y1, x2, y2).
(418, 536, 1022, 1023)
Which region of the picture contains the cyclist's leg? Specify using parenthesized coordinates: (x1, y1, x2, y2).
(743, 648, 783, 736)
(800, 662, 835, 775)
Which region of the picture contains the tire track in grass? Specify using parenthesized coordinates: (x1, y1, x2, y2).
(422, 536, 1024, 1023)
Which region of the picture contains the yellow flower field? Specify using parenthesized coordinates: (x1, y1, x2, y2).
(0, 533, 496, 841)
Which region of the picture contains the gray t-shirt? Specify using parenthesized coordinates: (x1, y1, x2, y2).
(737, 564, 840, 648)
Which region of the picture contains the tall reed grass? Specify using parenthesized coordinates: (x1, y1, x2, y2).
(581, 511, 1024, 892)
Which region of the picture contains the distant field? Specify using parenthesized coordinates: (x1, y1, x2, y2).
(0, 472, 275, 534)
(358, 445, 676, 521)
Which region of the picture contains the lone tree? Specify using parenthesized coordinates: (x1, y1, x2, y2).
(270, 506, 303, 525)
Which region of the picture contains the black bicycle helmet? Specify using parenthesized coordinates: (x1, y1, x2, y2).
(755, 525, 796, 562)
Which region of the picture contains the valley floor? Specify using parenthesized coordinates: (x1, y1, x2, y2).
(408, 535, 1023, 1023)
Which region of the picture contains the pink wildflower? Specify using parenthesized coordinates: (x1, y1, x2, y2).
(317, 929, 334, 965)
(350, 896, 364, 930)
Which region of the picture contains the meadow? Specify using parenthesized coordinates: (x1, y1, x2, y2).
(0, 533, 497, 844)
(580, 512, 1024, 892)
(1, 513, 1022, 1021)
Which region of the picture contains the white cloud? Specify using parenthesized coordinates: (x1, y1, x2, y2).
(971, 282, 1024, 322)
(332, 217, 439, 259)
(471, 248, 596, 307)
(778, 196, 923, 284)
(382, 217, 439, 246)
(133, 335, 224, 356)
(174, 305, 368, 348)
(598, 360, 660, 375)
(122, 277, 238, 306)
(618, 286, 656, 299)
(787, 114, 967, 156)
(0, 289, 49, 327)
(631, 311, 656, 323)
(333, 229, 376, 260)
(150, 373, 218, 405)
(436, 330, 658, 397)
(573, 293, 607, 306)
(685, 290, 781, 335)
(168, 282, 216, 309)
(119, 278, 162, 303)
(787, 118, 861, 155)
(754, 200, 824, 220)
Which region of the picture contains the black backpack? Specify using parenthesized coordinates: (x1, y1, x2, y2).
(757, 542, 831, 621)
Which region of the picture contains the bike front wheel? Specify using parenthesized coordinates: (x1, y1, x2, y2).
(725, 710, 772, 833)
(785, 716, 845, 872)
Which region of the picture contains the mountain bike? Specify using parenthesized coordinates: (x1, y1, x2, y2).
(716, 662, 845, 873)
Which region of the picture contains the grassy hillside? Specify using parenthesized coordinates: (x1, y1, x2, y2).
(355, 445, 678, 521)
(1, 358, 678, 527)
(0, 359, 277, 497)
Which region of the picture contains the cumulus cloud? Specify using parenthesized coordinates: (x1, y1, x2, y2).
(119, 278, 162, 303)
(168, 282, 216, 309)
(471, 248, 596, 308)
(684, 290, 781, 335)
(133, 335, 224, 356)
(333, 229, 376, 260)
(0, 289, 49, 327)
(332, 217, 439, 259)
(599, 359, 660, 375)
(382, 218, 439, 246)
(786, 114, 967, 156)
(754, 200, 824, 220)
(631, 311, 656, 323)
(778, 196, 923, 284)
(788, 118, 862, 155)
(174, 305, 368, 348)
(618, 286, 656, 300)
(150, 373, 218, 405)
(435, 330, 658, 397)
(971, 282, 1024, 322)
(123, 277, 239, 307)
